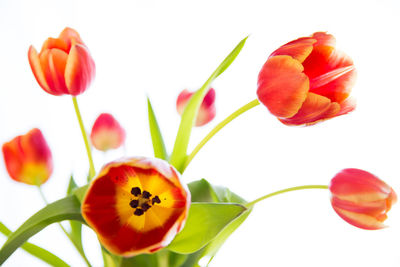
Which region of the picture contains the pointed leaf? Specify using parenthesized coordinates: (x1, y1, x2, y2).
(168, 203, 247, 254)
(74, 185, 89, 203)
(188, 179, 219, 202)
(66, 175, 84, 255)
(66, 175, 78, 196)
(0, 196, 84, 265)
(0, 222, 69, 267)
(169, 37, 248, 172)
(120, 253, 158, 267)
(148, 97, 168, 160)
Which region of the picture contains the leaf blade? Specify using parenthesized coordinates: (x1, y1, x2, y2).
(148, 97, 168, 160)
(167, 203, 247, 254)
(0, 195, 84, 265)
(169, 37, 248, 172)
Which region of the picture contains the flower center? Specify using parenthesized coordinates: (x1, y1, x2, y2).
(129, 187, 162, 216)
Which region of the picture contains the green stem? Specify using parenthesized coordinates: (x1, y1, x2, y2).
(157, 250, 169, 267)
(245, 185, 329, 208)
(182, 99, 260, 172)
(37, 186, 92, 267)
(72, 96, 96, 180)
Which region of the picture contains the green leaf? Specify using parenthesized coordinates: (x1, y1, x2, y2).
(148, 97, 168, 160)
(167, 203, 247, 254)
(168, 251, 188, 267)
(74, 185, 89, 203)
(66, 176, 84, 255)
(66, 175, 78, 196)
(120, 253, 158, 267)
(188, 179, 219, 202)
(0, 195, 84, 265)
(0, 222, 69, 267)
(169, 36, 248, 172)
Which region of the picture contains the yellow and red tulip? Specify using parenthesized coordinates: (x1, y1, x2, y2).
(257, 32, 356, 126)
(28, 27, 95, 96)
(90, 113, 126, 151)
(81, 157, 190, 256)
(329, 168, 397, 230)
(2, 128, 53, 186)
(177, 88, 216, 126)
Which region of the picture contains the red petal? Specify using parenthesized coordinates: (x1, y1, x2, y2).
(64, 44, 95, 95)
(28, 46, 53, 95)
(257, 55, 309, 118)
(40, 37, 68, 53)
(48, 49, 69, 94)
(58, 27, 84, 50)
(270, 37, 316, 63)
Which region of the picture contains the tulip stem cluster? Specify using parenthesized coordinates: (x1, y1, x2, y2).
(245, 185, 329, 208)
(182, 99, 260, 172)
(72, 97, 96, 179)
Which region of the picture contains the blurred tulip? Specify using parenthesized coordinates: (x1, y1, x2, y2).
(90, 113, 126, 151)
(28, 27, 95, 96)
(329, 168, 397, 230)
(177, 88, 216, 126)
(257, 32, 356, 126)
(81, 157, 190, 256)
(2, 128, 53, 185)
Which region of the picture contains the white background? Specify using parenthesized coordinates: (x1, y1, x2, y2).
(1, 0, 400, 266)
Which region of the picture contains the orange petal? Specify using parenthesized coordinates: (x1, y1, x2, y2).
(332, 207, 386, 230)
(270, 37, 316, 63)
(28, 46, 53, 94)
(311, 32, 336, 47)
(257, 55, 309, 118)
(40, 37, 68, 53)
(64, 44, 95, 95)
(58, 27, 84, 50)
(48, 49, 69, 94)
(279, 92, 340, 126)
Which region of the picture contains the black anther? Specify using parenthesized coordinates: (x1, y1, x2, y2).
(152, 196, 161, 205)
(134, 209, 144, 216)
(131, 187, 141, 196)
(142, 191, 152, 199)
(129, 199, 139, 208)
(141, 203, 151, 211)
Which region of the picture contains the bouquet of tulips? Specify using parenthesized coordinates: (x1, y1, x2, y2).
(0, 28, 396, 267)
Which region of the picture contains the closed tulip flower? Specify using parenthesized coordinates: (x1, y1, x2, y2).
(177, 88, 216, 126)
(90, 113, 126, 151)
(28, 27, 95, 96)
(329, 168, 397, 230)
(257, 32, 356, 126)
(2, 128, 53, 185)
(81, 157, 190, 256)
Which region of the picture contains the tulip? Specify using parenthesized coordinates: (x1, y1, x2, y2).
(329, 168, 397, 230)
(257, 32, 356, 126)
(90, 113, 126, 151)
(2, 128, 53, 185)
(177, 88, 216, 126)
(28, 27, 95, 96)
(81, 157, 190, 256)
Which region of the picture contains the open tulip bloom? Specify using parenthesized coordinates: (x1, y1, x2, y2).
(0, 30, 397, 267)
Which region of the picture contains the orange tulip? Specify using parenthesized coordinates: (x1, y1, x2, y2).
(329, 168, 397, 230)
(81, 157, 190, 256)
(177, 88, 216, 126)
(90, 113, 126, 151)
(28, 27, 95, 96)
(257, 32, 356, 126)
(2, 128, 53, 185)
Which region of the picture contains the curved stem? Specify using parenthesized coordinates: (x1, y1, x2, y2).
(245, 185, 329, 208)
(37, 186, 92, 267)
(182, 99, 260, 172)
(72, 97, 96, 180)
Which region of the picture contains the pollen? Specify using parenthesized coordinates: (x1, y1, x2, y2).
(130, 187, 162, 216)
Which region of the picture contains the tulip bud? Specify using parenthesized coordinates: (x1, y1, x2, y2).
(28, 27, 95, 96)
(176, 88, 216, 126)
(81, 157, 190, 256)
(329, 168, 397, 230)
(90, 113, 126, 151)
(2, 128, 53, 185)
(257, 32, 356, 126)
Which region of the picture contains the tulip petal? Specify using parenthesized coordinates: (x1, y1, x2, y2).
(311, 32, 336, 47)
(58, 27, 83, 50)
(257, 55, 309, 118)
(270, 37, 316, 63)
(332, 207, 386, 230)
(48, 49, 69, 94)
(64, 44, 95, 95)
(40, 37, 69, 53)
(279, 93, 340, 125)
(28, 46, 53, 95)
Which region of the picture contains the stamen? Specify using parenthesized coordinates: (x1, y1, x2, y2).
(131, 187, 141, 196)
(142, 191, 152, 199)
(152, 196, 161, 205)
(129, 199, 139, 208)
(141, 203, 151, 211)
(134, 209, 144, 216)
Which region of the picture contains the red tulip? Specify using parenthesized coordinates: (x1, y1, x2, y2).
(28, 27, 95, 96)
(177, 88, 216, 126)
(2, 128, 53, 185)
(329, 168, 397, 230)
(81, 157, 190, 256)
(90, 113, 126, 151)
(257, 32, 356, 126)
